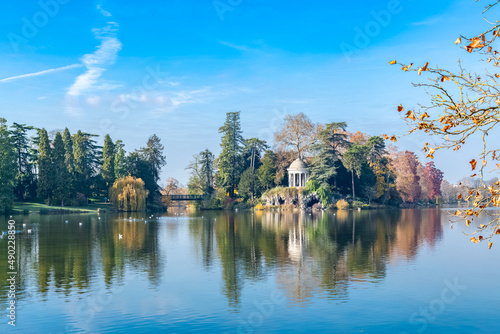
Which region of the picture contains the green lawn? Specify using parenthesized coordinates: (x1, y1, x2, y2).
(13, 201, 112, 214)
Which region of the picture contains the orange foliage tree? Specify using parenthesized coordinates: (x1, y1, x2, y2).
(387, 1, 500, 248)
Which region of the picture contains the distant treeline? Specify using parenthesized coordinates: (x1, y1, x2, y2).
(0, 117, 165, 212)
(186, 111, 453, 209)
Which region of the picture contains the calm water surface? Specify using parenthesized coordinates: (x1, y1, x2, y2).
(0, 209, 498, 333)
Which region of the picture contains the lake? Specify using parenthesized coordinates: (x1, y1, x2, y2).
(0, 208, 498, 333)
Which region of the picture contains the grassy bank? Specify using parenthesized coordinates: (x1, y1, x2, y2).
(12, 201, 112, 215)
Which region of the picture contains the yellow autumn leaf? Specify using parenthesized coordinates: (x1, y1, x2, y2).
(455, 37, 461, 44)
(489, 242, 493, 249)
(389, 60, 397, 65)
(397, 104, 404, 112)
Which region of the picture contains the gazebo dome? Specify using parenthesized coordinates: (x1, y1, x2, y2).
(287, 158, 309, 188)
(288, 158, 308, 171)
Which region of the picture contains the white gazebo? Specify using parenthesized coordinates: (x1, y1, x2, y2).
(288, 158, 309, 188)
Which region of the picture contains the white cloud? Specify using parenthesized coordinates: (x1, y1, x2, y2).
(86, 95, 101, 106)
(97, 4, 112, 17)
(410, 18, 440, 26)
(0, 64, 82, 83)
(219, 40, 251, 52)
(66, 21, 122, 97)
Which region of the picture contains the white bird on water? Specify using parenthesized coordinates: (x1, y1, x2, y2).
(79, 222, 83, 226)
(23, 223, 26, 227)
(65, 220, 68, 223)
(119, 234, 123, 240)
(27, 229, 32, 234)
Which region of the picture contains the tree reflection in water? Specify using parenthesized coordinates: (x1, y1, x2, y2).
(191, 209, 443, 307)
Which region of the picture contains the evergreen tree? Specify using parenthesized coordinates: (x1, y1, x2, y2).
(310, 122, 349, 191)
(199, 149, 215, 196)
(37, 128, 54, 204)
(10, 122, 36, 200)
(73, 130, 90, 198)
(216, 111, 245, 197)
(62, 128, 75, 192)
(257, 150, 277, 191)
(102, 134, 115, 187)
(238, 167, 261, 203)
(0, 118, 17, 212)
(242, 138, 268, 171)
(342, 143, 368, 200)
(52, 132, 71, 206)
(114, 140, 126, 179)
(137, 134, 166, 201)
(126, 151, 157, 200)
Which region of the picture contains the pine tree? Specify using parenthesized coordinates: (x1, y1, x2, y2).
(310, 122, 349, 191)
(199, 149, 215, 195)
(0, 118, 17, 212)
(137, 134, 166, 200)
(62, 128, 75, 193)
(342, 144, 368, 200)
(216, 111, 245, 198)
(238, 167, 261, 203)
(114, 140, 126, 179)
(37, 128, 54, 204)
(258, 150, 277, 191)
(73, 130, 90, 198)
(10, 122, 35, 200)
(102, 134, 115, 187)
(52, 132, 71, 206)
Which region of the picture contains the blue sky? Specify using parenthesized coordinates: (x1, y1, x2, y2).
(0, 0, 498, 184)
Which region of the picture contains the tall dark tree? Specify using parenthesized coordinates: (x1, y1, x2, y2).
(258, 150, 277, 191)
(137, 134, 166, 201)
(73, 131, 102, 198)
(366, 136, 387, 167)
(216, 111, 245, 198)
(199, 149, 215, 196)
(238, 168, 261, 203)
(37, 128, 54, 204)
(0, 118, 16, 212)
(10, 122, 36, 200)
(114, 140, 126, 179)
(52, 132, 71, 206)
(342, 143, 368, 200)
(62, 128, 75, 192)
(243, 138, 268, 171)
(102, 134, 115, 188)
(187, 149, 216, 196)
(310, 122, 349, 190)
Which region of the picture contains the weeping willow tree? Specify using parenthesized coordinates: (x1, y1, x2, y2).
(110, 176, 149, 212)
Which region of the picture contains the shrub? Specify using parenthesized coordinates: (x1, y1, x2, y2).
(336, 199, 349, 210)
(254, 203, 264, 210)
(352, 201, 364, 209)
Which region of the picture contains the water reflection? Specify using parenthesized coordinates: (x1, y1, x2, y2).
(0, 213, 163, 315)
(190, 209, 443, 307)
(0, 209, 444, 320)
